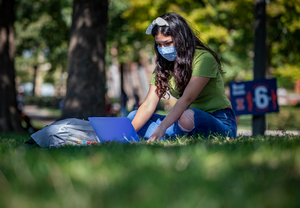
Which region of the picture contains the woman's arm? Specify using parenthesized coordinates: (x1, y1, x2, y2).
(131, 85, 160, 132)
(147, 76, 210, 142)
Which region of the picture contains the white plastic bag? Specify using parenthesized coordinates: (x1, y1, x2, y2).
(29, 118, 100, 148)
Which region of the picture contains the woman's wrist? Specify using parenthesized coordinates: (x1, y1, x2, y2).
(158, 125, 166, 132)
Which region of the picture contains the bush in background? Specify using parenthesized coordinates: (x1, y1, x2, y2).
(267, 106, 300, 130)
(24, 95, 63, 109)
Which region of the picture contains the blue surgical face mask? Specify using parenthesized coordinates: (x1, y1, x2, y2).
(157, 45, 177, 61)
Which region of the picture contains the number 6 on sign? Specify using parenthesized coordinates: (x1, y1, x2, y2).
(229, 78, 279, 116)
(254, 85, 269, 110)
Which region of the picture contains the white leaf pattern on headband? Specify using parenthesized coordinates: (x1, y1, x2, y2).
(145, 17, 169, 35)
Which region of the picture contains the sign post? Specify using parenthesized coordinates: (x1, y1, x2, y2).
(253, 0, 267, 135)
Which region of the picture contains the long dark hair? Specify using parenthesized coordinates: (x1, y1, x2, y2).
(151, 13, 223, 98)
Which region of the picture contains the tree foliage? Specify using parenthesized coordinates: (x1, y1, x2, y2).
(266, 0, 300, 87)
(13, 0, 300, 89)
(14, 0, 72, 84)
(107, 0, 300, 87)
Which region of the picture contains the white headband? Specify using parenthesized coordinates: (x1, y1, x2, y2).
(145, 17, 169, 35)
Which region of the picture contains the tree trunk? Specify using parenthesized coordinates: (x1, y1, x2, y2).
(0, 0, 23, 132)
(32, 65, 38, 96)
(61, 0, 108, 119)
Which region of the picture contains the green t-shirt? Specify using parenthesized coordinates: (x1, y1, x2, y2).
(150, 50, 231, 113)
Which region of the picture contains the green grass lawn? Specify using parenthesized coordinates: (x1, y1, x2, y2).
(0, 132, 300, 208)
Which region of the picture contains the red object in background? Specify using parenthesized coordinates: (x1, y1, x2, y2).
(295, 79, 300, 94)
(271, 89, 277, 110)
(246, 91, 253, 112)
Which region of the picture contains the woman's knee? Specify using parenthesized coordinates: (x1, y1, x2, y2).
(178, 109, 195, 132)
(127, 110, 138, 121)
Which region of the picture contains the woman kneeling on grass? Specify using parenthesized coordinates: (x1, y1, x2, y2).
(127, 13, 237, 142)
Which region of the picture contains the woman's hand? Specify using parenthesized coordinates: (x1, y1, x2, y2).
(147, 126, 166, 142)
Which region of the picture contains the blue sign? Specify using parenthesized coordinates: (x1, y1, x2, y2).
(229, 78, 279, 116)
